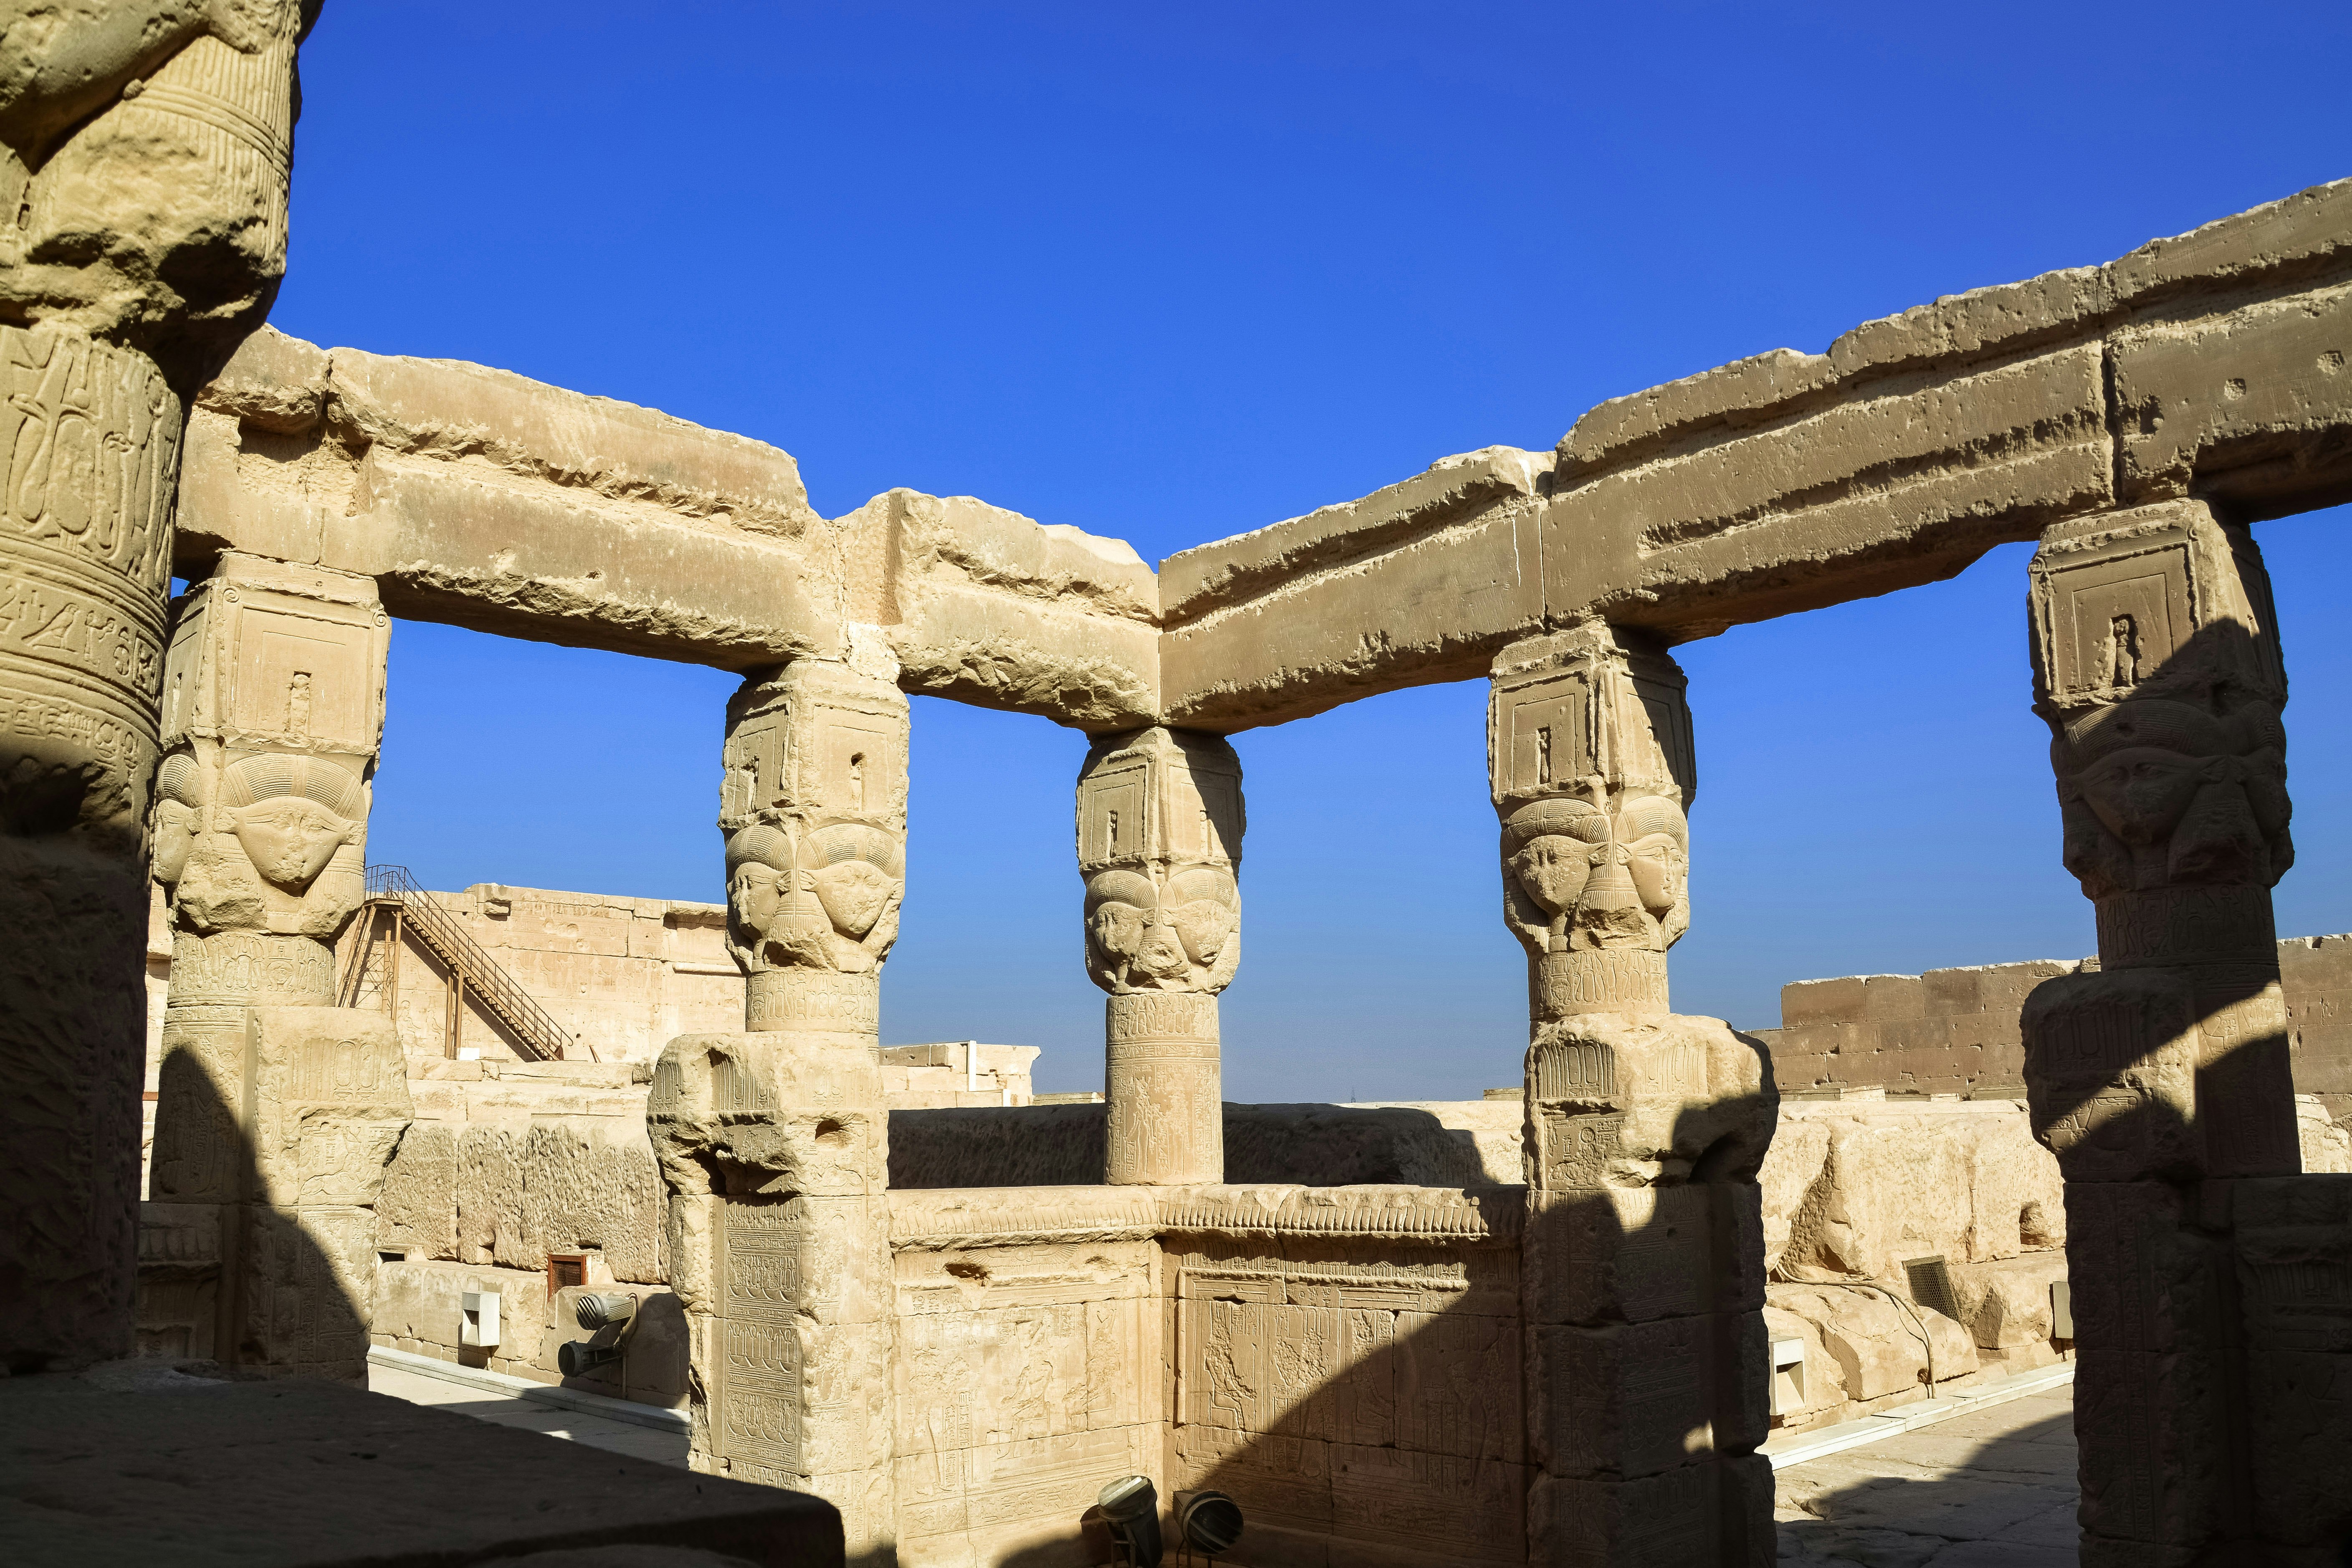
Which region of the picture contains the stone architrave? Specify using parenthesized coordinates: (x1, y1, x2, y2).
(1491, 625, 1778, 1567)
(1075, 726, 1244, 1185)
(651, 655, 905, 1564)
(2019, 500, 2327, 1563)
(0, 3, 318, 1371)
(142, 552, 404, 1378)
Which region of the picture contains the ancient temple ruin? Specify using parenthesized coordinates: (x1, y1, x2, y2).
(5, 7, 2352, 1564)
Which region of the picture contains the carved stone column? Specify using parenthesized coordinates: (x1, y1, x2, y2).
(2020, 500, 2322, 1561)
(0, 3, 317, 1370)
(1492, 625, 1778, 1567)
(1075, 726, 1244, 1186)
(651, 656, 905, 1564)
(143, 552, 408, 1379)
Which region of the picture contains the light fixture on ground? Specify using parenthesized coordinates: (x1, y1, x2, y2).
(1097, 1474, 1163, 1567)
(1178, 1489, 1243, 1558)
(557, 1291, 640, 1375)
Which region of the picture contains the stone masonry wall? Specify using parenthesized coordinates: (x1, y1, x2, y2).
(1750, 933, 2352, 1121)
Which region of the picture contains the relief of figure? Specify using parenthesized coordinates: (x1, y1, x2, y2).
(156, 750, 365, 937)
(2053, 685, 2291, 900)
(725, 820, 904, 976)
(1500, 784, 1689, 960)
(1082, 863, 1239, 994)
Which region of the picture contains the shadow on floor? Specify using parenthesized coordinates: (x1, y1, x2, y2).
(1774, 1406, 2078, 1567)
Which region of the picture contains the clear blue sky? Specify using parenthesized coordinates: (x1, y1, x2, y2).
(270, 3, 2352, 1099)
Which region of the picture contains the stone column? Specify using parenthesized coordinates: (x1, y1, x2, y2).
(1493, 624, 1778, 1567)
(142, 553, 408, 1378)
(2020, 499, 2313, 1562)
(650, 656, 905, 1564)
(0, 3, 316, 1371)
(1075, 726, 1244, 1185)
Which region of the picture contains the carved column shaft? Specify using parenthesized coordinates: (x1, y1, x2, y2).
(1492, 625, 1778, 1567)
(0, 1, 315, 1371)
(142, 552, 407, 1380)
(2020, 500, 2317, 1560)
(652, 656, 905, 1563)
(1076, 726, 1244, 1186)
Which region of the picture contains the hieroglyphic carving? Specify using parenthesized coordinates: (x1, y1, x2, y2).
(1077, 726, 1243, 1184)
(1490, 624, 1692, 1021)
(1167, 1248, 1527, 1565)
(143, 1006, 409, 1381)
(0, 0, 328, 1373)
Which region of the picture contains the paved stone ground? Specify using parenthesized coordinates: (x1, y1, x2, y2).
(1775, 1386, 2078, 1565)
(374, 1356, 2079, 1561)
(367, 1358, 691, 1467)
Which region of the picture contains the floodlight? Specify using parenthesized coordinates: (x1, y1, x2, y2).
(1178, 1489, 1244, 1556)
(557, 1290, 641, 1374)
(1097, 1474, 1163, 1567)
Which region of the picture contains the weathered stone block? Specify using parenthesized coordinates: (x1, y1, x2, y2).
(1947, 1252, 2070, 1348)
(1526, 1012, 1776, 1191)
(2062, 1181, 2231, 1355)
(1524, 1186, 1712, 1326)
(1765, 1280, 1977, 1401)
(1782, 977, 1866, 1028)
(1527, 1456, 1772, 1568)
(1528, 1313, 1763, 1480)
(2074, 1346, 2233, 1551)
(243, 1008, 410, 1209)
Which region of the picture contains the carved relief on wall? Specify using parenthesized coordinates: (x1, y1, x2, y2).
(1075, 726, 1244, 996)
(719, 663, 909, 987)
(1166, 1246, 1527, 1565)
(2029, 502, 2290, 959)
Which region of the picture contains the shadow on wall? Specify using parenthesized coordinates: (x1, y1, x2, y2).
(1005, 1087, 1779, 1568)
(138, 1051, 380, 1380)
(888, 1102, 1497, 1188)
(2017, 610, 2352, 1556)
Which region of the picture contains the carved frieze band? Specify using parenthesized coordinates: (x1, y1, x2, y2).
(887, 1182, 1525, 1250)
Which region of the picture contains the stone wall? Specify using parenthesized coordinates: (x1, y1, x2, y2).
(877, 1041, 1039, 1107)
(1751, 932, 2352, 1121)
(355, 883, 744, 1065)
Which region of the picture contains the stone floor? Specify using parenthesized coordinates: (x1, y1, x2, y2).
(1775, 1386, 2079, 1566)
(372, 1356, 2081, 1564)
(365, 1358, 691, 1467)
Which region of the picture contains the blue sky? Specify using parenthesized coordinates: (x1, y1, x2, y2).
(272, 3, 2352, 1098)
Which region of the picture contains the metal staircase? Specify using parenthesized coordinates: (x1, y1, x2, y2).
(339, 863, 575, 1061)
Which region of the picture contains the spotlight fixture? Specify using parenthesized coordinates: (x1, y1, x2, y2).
(1178, 1489, 1244, 1558)
(557, 1290, 640, 1375)
(1097, 1474, 1163, 1567)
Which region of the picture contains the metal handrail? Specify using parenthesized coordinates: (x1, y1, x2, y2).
(358, 864, 573, 1062)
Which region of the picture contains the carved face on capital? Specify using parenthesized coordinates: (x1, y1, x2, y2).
(1085, 865, 1239, 993)
(1504, 791, 1687, 954)
(213, 754, 364, 894)
(2057, 696, 2290, 895)
(150, 753, 205, 886)
(724, 821, 905, 974)
(226, 796, 357, 890)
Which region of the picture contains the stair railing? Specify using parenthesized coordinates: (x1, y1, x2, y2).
(353, 864, 575, 1062)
